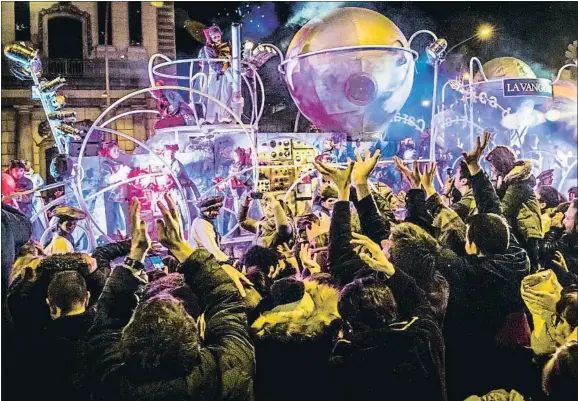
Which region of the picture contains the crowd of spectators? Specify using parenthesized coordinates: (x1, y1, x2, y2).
(2, 132, 577, 401)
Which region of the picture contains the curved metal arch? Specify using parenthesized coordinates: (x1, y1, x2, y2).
(76, 85, 259, 242)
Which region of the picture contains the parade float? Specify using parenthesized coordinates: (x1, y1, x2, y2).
(4, 7, 576, 251)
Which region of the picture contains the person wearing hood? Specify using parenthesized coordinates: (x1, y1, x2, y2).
(88, 196, 255, 401)
(486, 145, 543, 270)
(421, 133, 533, 400)
(250, 276, 341, 401)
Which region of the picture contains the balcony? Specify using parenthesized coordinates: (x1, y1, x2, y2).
(2, 58, 150, 90)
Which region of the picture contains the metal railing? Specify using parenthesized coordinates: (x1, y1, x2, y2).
(2, 58, 149, 89)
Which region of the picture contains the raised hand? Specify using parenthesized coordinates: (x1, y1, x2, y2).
(350, 149, 381, 186)
(299, 243, 322, 274)
(420, 162, 438, 198)
(393, 156, 421, 189)
(313, 159, 355, 201)
(462, 131, 491, 175)
(128, 198, 151, 262)
(156, 193, 193, 262)
(221, 264, 253, 298)
(442, 176, 455, 197)
(350, 232, 395, 277)
(552, 251, 569, 273)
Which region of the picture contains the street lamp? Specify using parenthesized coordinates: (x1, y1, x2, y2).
(444, 24, 496, 58)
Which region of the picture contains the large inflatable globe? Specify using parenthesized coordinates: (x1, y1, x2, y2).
(283, 7, 415, 136)
(474, 57, 536, 82)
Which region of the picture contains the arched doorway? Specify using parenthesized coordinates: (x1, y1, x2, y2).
(47, 17, 83, 75)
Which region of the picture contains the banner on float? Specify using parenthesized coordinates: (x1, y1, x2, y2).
(503, 78, 552, 98)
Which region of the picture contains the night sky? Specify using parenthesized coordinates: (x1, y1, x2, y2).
(174, 1, 577, 71)
(173, 1, 577, 123)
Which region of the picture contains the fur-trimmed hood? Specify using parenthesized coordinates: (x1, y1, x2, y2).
(251, 281, 340, 339)
(503, 160, 533, 184)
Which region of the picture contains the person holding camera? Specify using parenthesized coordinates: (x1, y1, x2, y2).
(239, 192, 295, 249)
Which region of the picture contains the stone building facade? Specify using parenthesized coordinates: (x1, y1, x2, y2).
(1, 1, 176, 180)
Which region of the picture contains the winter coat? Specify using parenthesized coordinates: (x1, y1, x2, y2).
(88, 249, 255, 401)
(427, 169, 533, 400)
(1, 203, 31, 323)
(328, 200, 376, 288)
(6, 239, 125, 334)
(351, 193, 391, 244)
(39, 312, 95, 401)
(239, 203, 295, 249)
(251, 281, 341, 401)
(539, 227, 578, 284)
(498, 160, 543, 242)
(450, 188, 477, 220)
(352, 193, 450, 322)
(329, 269, 447, 401)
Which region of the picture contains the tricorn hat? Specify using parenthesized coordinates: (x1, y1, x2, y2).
(53, 206, 87, 222)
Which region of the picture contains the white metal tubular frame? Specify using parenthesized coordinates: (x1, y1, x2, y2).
(278, 45, 419, 75)
(552, 62, 578, 85)
(149, 57, 267, 127)
(407, 30, 441, 169)
(30, 193, 74, 224)
(558, 159, 577, 192)
(40, 223, 92, 254)
(468, 57, 486, 148)
(77, 85, 259, 241)
(79, 125, 193, 237)
(100, 110, 160, 128)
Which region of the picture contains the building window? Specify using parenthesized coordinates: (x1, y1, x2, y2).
(14, 2, 31, 41)
(128, 2, 143, 47)
(98, 2, 112, 45)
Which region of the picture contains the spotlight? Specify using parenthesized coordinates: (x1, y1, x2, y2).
(425, 38, 448, 64)
(476, 24, 494, 40)
(462, 72, 470, 80)
(421, 100, 431, 107)
(546, 109, 561, 122)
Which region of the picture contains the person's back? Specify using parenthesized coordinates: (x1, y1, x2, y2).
(439, 214, 531, 399)
(330, 272, 446, 401)
(251, 278, 341, 401)
(40, 271, 94, 401)
(43, 313, 93, 400)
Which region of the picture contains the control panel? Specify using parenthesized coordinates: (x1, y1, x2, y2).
(257, 138, 318, 195)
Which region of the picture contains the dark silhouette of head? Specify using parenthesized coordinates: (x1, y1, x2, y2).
(243, 246, 279, 274)
(121, 294, 200, 379)
(338, 277, 398, 333)
(46, 271, 89, 319)
(389, 223, 439, 286)
(486, 145, 516, 176)
(538, 186, 566, 211)
(542, 340, 578, 401)
(270, 278, 305, 308)
(465, 213, 510, 255)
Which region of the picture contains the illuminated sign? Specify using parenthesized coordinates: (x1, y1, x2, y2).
(503, 78, 552, 98)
